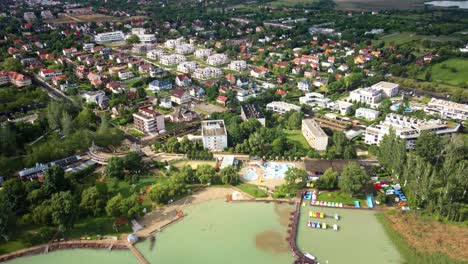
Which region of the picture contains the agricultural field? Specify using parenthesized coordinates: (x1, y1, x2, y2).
(374, 32, 460, 48)
(268, 0, 319, 7)
(419, 59, 468, 87)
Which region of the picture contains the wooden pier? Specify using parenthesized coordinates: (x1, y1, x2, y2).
(126, 241, 150, 264)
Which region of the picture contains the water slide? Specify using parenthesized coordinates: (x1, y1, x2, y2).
(366, 194, 374, 208)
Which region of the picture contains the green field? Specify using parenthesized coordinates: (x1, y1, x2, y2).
(374, 32, 459, 47)
(237, 183, 269, 198)
(269, 0, 318, 6)
(420, 59, 468, 86)
(283, 129, 311, 149)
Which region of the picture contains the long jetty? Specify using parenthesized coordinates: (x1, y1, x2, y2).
(126, 241, 149, 264)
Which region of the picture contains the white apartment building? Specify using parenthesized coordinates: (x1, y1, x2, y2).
(129, 28, 156, 43)
(147, 49, 167, 60)
(335, 100, 353, 115)
(118, 70, 134, 80)
(349, 87, 382, 108)
(297, 79, 311, 92)
(228, 60, 247, 72)
(299, 92, 332, 108)
(165, 38, 185, 49)
(355, 108, 380, 121)
(201, 120, 228, 152)
(364, 113, 460, 149)
(159, 54, 186, 65)
(175, 44, 195, 55)
(133, 107, 165, 135)
(424, 98, 468, 121)
(94, 31, 125, 43)
(371, 81, 399, 98)
(194, 48, 212, 59)
(302, 119, 328, 151)
(207, 54, 229, 66)
(266, 101, 301, 114)
(177, 61, 199, 73)
(193, 67, 222, 80)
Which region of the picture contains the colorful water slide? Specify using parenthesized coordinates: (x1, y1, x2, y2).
(366, 194, 374, 208)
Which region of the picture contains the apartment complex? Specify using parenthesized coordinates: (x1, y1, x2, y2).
(201, 120, 228, 152)
(0, 71, 32, 87)
(160, 54, 186, 65)
(177, 61, 199, 73)
(266, 101, 301, 114)
(94, 31, 125, 43)
(207, 54, 229, 66)
(133, 107, 165, 135)
(175, 44, 195, 55)
(302, 119, 328, 151)
(240, 104, 265, 126)
(364, 113, 460, 149)
(129, 28, 156, 43)
(194, 48, 212, 59)
(193, 67, 222, 80)
(424, 98, 468, 121)
(349, 81, 399, 108)
(228, 60, 247, 72)
(355, 108, 380, 121)
(146, 49, 166, 60)
(299, 92, 332, 108)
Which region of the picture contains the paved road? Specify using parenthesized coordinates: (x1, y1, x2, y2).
(30, 74, 74, 103)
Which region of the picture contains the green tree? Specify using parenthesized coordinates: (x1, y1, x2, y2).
(196, 164, 217, 185)
(0, 125, 17, 156)
(177, 165, 196, 184)
(74, 108, 96, 129)
(316, 168, 338, 190)
(80, 185, 108, 216)
(124, 152, 143, 173)
(1, 179, 26, 214)
(339, 162, 369, 196)
(220, 166, 239, 185)
(105, 157, 125, 179)
(105, 194, 126, 218)
(284, 167, 308, 190)
(2, 57, 21, 72)
(44, 165, 68, 195)
(61, 112, 73, 137)
(148, 184, 170, 204)
(126, 34, 140, 44)
(415, 131, 443, 162)
(0, 194, 16, 241)
(377, 130, 407, 179)
(50, 191, 78, 231)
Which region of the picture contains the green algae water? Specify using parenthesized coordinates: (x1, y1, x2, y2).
(136, 199, 295, 264)
(5, 248, 138, 264)
(297, 206, 403, 264)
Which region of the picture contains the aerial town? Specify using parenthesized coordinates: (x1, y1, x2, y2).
(0, 0, 467, 263)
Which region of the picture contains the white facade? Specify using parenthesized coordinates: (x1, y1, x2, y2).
(424, 98, 468, 121)
(355, 108, 380, 120)
(118, 71, 134, 80)
(175, 44, 195, 55)
(335, 100, 353, 115)
(130, 28, 156, 43)
(266, 101, 301, 114)
(302, 119, 328, 151)
(147, 49, 166, 60)
(207, 54, 229, 66)
(193, 67, 222, 80)
(349, 87, 382, 108)
(364, 113, 460, 149)
(149, 80, 172, 91)
(165, 38, 185, 49)
(228, 60, 247, 72)
(177, 61, 199, 73)
(372, 81, 399, 98)
(160, 54, 186, 65)
(297, 80, 311, 92)
(94, 31, 125, 43)
(299, 92, 332, 108)
(201, 120, 228, 152)
(194, 48, 212, 59)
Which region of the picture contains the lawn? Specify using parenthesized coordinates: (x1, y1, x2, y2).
(283, 129, 311, 150)
(316, 190, 366, 206)
(375, 32, 423, 46)
(236, 183, 269, 198)
(171, 160, 217, 169)
(419, 59, 468, 86)
(269, 0, 318, 6)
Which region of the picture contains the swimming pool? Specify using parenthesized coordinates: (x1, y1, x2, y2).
(242, 162, 295, 181)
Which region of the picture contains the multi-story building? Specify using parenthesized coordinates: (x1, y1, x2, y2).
(424, 98, 468, 121)
(0, 71, 32, 87)
(118, 70, 134, 80)
(165, 38, 185, 49)
(41, 10, 54, 20)
(146, 49, 166, 60)
(63, 47, 78, 57)
(299, 92, 332, 108)
(94, 31, 125, 44)
(201, 120, 228, 152)
(133, 107, 165, 135)
(207, 54, 229, 66)
(149, 79, 172, 91)
(240, 104, 265, 126)
(82, 90, 108, 108)
(129, 28, 156, 43)
(23, 12, 37, 22)
(159, 54, 186, 65)
(228, 60, 247, 72)
(371, 81, 399, 98)
(193, 67, 222, 80)
(175, 74, 192, 87)
(194, 48, 212, 59)
(170, 88, 191, 105)
(177, 61, 199, 73)
(175, 44, 195, 55)
(355, 108, 380, 121)
(297, 79, 311, 92)
(39, 69, 63, 80)
(302, 119, 328, 151)
(131, 43, 156, 55)
(349, 87, 382, 108)
(266, 101, 301, 114)
(364, 113, 460, 149)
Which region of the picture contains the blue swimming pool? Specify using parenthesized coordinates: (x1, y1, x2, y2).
(243, 168, 258, 181)
(242, 162, 295, 181)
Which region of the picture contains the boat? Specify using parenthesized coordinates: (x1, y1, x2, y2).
(304, 253, 316, 260)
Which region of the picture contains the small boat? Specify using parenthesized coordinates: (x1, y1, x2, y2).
(304, 253, 316, 260)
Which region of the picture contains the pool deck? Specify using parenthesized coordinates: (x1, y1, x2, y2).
(240, 161, 304, 189)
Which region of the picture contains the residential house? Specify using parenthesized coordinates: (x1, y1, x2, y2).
(170, 88, 191, 105)
(149, 79, 172, 91)
(355, 108, 380, 120)
(175, 74, 192, 87)
(297, 79, 311, 92)
(266, 101, 301, 114)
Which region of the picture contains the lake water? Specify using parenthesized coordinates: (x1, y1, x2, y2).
(296, 206, 403, 264)
(5, 248, 138, 264)
(136, 200, 295, 264)
(425, 1, 468, 9)
(7, 200, 295, 264)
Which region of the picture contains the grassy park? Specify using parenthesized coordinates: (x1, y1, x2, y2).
(419, 59, 468, 86)
(236, 183, 269, 198)
(316, 190, 366, 206)
(284, 130, 311, 149)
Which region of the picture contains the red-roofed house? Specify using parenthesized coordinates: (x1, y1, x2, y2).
(216, 95, 228, 106)
(39, 69, 63, 80)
